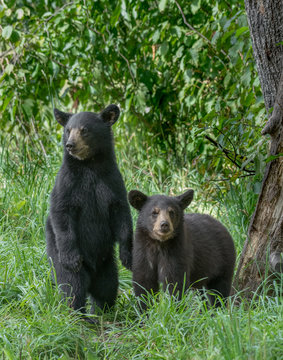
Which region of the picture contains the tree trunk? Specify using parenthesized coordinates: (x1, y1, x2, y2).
(234, 0, 283, 295)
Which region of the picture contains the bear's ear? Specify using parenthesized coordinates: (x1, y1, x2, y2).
(176, 189, 194, 210)
(128, 190, 148, 211)
(100, 104, 120, 126)
(54, 108, 73, 127)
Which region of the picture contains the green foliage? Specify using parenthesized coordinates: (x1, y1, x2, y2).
(0, 140, 282, 359)
(0, 3, 279, 357)
(0, 0, 268, 193)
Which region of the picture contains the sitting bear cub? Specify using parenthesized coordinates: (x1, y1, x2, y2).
(128, 189, 236, 309)
(46, 105, 133, 319)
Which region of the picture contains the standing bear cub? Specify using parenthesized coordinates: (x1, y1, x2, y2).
(128, 189, 236, 309)
(46, 105, 133, 317)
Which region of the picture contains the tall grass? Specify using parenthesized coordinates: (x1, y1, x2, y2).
(0, 134, 282, 359)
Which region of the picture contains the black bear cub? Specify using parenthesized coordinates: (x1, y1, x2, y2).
(46, 105, 133, 319)
(128, 189, 236, 309)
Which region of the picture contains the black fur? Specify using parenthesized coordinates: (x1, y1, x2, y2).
(128, 189, 236, 309)
(46, 105, 133, 314)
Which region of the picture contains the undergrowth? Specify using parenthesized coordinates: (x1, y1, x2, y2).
(0, 135, 282, 359)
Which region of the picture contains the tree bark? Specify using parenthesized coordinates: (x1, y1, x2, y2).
(234, 0, 283, 295)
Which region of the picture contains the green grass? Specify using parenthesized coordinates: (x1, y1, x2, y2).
(0, 136, 282, 359)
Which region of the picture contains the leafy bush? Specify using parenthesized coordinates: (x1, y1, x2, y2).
(0, 0, 268, 193)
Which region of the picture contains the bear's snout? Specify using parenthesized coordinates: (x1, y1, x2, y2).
(152, 209, 174, 241)
(160, 220, 170, 232)
(66, 141, 75, 151)
(65, 128, 90, 160)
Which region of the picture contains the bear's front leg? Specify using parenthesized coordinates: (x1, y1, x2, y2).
(159, 255, 189, 300)
(132, 249, 159, 311)
(133, 273, 159, 311)
(50, 209, 83, 272)
(118, 222, 133, 270)
(110, 202, 133, 270)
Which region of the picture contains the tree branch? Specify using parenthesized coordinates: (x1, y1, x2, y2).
(174, 0, 230, 60)
(205, 134, 255, 174)
(117, 49, 136, 83)
(45, 2, 75, 22)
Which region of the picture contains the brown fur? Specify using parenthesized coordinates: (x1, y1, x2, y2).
(152, 208, 175, 241)
(128, 189, 236, 310)
(66, 128, 90, 160)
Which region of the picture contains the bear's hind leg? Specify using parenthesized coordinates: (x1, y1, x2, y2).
(54, 263, 90, 312)
(89, 257, 118, 313)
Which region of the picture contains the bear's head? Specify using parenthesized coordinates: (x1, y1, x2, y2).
(128, 189, 194, 242)
(53, 105, 120, 161)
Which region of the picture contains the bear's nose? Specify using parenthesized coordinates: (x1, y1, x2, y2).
(160, 220, 169, 232)
(66, 141, 75, 151)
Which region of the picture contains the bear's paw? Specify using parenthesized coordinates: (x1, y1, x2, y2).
(120, 247, 132, 270)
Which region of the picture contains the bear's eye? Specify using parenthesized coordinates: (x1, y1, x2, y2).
(81, 127, 89, 136)
(152, 208, 160, 216)
(66, 128, 70, 136)
(169, 209, 175, 217)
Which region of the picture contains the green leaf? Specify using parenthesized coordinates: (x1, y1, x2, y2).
(203, 110, 217, 122)
(88, 29, 96, 44)
(160, 42, 169, 56)
(136, 88, 147, 113)
(265, 153, 283, 163)
(191, 0, 201, 14)
(10, 30, 20, 43)
(185, 96, 196, 108)
(22, 98, 34, 117)
(253, 181, 262, 194)
(221, 30, 234, 44)
(235, 26, 249, 38)
(189, 48, 199, 66)
(5, 64, 14, 75)
(224, 73, 231, 88)
(2, 25, 13, 40)
(244, 92, 254, 107)
(173, 26, 182, 38)
(5, 8, 12, 17)
(16, 8, 24, 19)
(0, 5, 5, 18)
(240, 68, 251, 87)
(1, 93, 13, 112)
(111, 3, 121, 26)
(15, 200, 26, 211)
(184, 69, 193, 83)
(159, 0, 167, 12)
(31, 64, 40, 78)
(52, 61, 59, 77)
(152, 29, 160, 43)
(63, 42, 73, 52)
(42, 12, 52, 18)
(176, 46, 184, 58)
(211, 31, 221, 45)
(125, 94, 134, 111)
